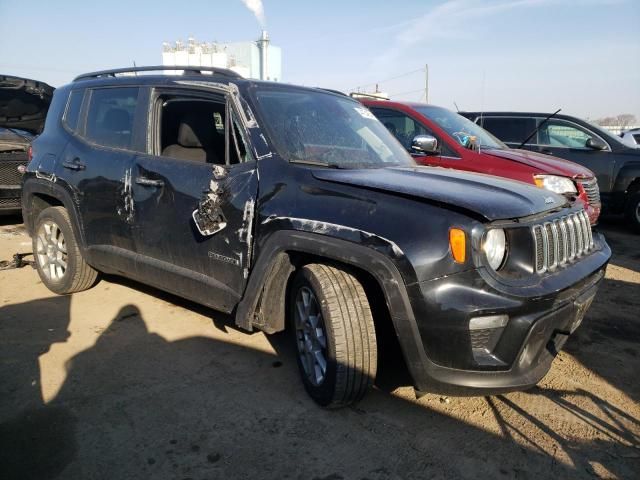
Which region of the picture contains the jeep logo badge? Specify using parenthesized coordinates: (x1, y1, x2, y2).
(544, 197, 555, 204)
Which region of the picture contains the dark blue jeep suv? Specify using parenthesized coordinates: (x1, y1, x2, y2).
(21, 66, 610, 407)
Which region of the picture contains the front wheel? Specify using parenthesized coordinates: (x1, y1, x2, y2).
(625, 192, 640, 233)
(290, 264, 377, 408)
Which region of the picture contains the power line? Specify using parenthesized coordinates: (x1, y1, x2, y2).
(351, 67, 425, 92)
(388, 88, 425, 98)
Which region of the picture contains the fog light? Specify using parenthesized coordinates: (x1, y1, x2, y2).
(469, 315, 509, 367)
(469, 315, 508, 330)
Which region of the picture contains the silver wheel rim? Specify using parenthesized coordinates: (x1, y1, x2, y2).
(636, 202, 640, 223)
(294, 286, 328, 386)
(36, 220, 68, 281)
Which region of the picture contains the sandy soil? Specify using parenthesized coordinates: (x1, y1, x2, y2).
(0, 214, 638, 480)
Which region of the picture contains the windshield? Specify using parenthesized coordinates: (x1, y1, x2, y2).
(251, 87, 414, 168)
(415, 106, 506, 150)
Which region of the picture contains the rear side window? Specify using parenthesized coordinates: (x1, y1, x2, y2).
(63, 89, 84, 133)
(85, 88, 138, 150)
(480, 117, 536, 144)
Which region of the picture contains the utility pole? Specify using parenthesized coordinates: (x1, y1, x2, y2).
(425, 64, 429, 103)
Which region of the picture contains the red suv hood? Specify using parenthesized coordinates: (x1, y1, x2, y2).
(484, 148, 594, 179)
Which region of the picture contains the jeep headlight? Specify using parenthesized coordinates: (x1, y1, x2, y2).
(483, 228, 507, 270)
(533, 175, 577, 195)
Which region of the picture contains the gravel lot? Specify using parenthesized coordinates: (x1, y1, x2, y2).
(1, 214, 638, 480)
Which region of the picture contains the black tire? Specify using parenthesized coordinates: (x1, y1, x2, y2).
(625, 192, 640, 233)
(290, 264, 377, 408)
(32, 206, 98, 294)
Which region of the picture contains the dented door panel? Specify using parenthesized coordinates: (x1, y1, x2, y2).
(131, 155, 259, 300)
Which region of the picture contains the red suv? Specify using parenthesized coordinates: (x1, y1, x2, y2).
(361, 100, 601, 224)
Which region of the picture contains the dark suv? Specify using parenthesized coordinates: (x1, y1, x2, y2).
(463, 111, 640, 231)
(21, 66, 610, 407)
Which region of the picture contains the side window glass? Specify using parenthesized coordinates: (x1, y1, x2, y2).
(229, 108, 254, 164)
(371, 108, 458, 157)
(159, 96, 226, 164)
(63, 89, 84, 133)
(480, 117, 536, 144)
(85, 88, 138, 150)
(370, 108, 427, 150)
(539, 120, 594, 149)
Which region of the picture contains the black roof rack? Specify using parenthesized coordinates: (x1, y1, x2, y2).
(73, 65, 242, 82)
(316, 88, 348, 97)
(349, 92, 389, 100)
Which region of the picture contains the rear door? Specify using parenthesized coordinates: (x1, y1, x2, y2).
(57, 86, 143, 264)
(131, 86, 258, 311)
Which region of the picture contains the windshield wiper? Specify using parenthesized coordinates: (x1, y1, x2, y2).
(290, 159, 346, 169)
(517, 108, 561, 149)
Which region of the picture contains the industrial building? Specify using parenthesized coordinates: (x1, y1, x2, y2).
(161, 31, 282, 81)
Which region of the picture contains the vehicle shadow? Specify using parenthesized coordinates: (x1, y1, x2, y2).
(565, 275, 640, 404)
(0, 295, 76, 480)
(1, 295, 638, 479)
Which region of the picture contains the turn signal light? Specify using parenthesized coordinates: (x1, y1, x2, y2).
(449, 228, 466, 263)
(28, 146, 33, 162)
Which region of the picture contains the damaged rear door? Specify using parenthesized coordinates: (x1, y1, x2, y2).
(130, 85, 258, 312)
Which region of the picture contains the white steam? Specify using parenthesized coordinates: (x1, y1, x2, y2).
(240, 0, 266, 26)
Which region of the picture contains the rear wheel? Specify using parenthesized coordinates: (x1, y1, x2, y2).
(625, 192, 640, 233)
(290, 264, 377, 408)
(33, 207, 98, 294)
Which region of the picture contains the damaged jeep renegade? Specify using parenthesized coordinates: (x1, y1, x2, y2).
(21, 66, 610, 407)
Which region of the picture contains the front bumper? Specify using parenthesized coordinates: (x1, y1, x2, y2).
(0, 185, 22, 213)
(402, 233, 610, 396)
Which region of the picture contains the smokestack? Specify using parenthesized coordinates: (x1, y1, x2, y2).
(257, 30, 269, 80)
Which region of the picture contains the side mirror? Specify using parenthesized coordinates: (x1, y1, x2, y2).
(411, 135, 439, 155)
(586, 137, 607, 150)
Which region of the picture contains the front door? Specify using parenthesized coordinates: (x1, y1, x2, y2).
(369, 107, 462, 169)
(533, 118, 615, 193)
(131, 87, 258, 312)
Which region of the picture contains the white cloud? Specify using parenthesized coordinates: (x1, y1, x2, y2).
(374, 0, 623, 67)
(240, 0, 266, 27)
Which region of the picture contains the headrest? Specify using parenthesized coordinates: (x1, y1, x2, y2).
(178, 113, 214, 148)
(101, 108, 131, 132)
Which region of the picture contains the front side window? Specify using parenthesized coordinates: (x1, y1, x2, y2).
(157, 94, 252, 166)
(369, 108, 427, 150)
(85, 87, 138, 149)
(538, 119, 597, 149)
(480, 117, 535, 145)
(252, 88, 414, 168)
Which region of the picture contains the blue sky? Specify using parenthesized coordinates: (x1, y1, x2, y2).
(1, 0, 638, 120)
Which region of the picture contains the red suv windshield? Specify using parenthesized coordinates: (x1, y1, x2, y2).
(415, 106, 507, 150)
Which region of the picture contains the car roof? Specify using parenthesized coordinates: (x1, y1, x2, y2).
(69, 66, 348, 100)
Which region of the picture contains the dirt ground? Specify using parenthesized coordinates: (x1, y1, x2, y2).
(0, 214, 638, 480)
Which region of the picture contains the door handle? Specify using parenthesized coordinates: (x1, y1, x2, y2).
(135, 177, 164, 187)
(62, 158, 86, 170)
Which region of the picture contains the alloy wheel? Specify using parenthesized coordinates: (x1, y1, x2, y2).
(36, 220, 68, 281)
(294, 286, 328, 386)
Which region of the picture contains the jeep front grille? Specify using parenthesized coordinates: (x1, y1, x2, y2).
(578, 178, 601, 206)
(532, 210, 594, 273)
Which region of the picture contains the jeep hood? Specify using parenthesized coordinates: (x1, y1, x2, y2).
(312, 166, 567, 221)
(483, 148, 594, 178)
(0, 75, 54, 134)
